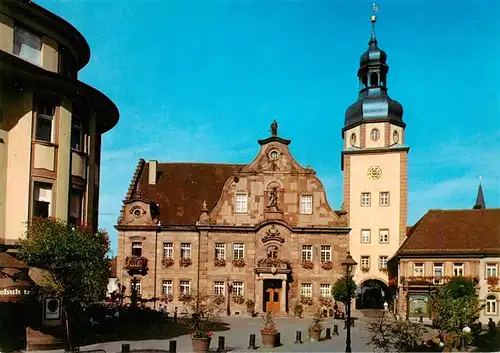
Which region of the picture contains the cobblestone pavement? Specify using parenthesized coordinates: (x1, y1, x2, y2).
(37, 316, 374, 353)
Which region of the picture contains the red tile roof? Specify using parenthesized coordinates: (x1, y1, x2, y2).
(131, 162, 244, 225)
(397, 209, 500, 256)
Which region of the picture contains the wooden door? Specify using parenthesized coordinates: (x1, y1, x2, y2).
(266, 288, 280, 312)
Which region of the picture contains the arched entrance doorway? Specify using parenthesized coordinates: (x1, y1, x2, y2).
(355, 279, 389, 309)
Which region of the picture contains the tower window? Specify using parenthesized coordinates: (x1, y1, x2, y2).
(370, 72, 378, 87)
(379, 192, 390, 206)
(370, 129, 380, 141)
(33, 182, 52, 218)
(361, 192, 371, 207)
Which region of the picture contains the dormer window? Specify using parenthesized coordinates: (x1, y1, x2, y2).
(235, 193, 248, 213)
(299, 195, 313, 215)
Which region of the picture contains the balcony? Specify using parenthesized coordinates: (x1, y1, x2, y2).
(124, 256, 148, 273)
(254, 258, 291, 275)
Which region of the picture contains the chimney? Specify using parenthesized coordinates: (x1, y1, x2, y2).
(148, 160, 157, 185)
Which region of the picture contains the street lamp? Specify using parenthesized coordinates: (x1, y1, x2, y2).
(153, 220, 161, 309)
(226, 277, 233, 316)
(341, 251, 357, 353)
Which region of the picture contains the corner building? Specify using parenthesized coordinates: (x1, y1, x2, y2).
(0, 0, 119, 247)
(116, 131, 350, 316)
(342, 18, 409, 308)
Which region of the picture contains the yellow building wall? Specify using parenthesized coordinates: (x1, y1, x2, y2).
(54, 100, 72, 221)
(33, 144, 55, 171)
(41, 36, 58, 72)
(0, 13, 14, 53)
(4, 91, 33, 242)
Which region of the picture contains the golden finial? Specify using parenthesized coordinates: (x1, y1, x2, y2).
(371, 3, 379, 23)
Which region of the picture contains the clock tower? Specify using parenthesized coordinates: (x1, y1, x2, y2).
(342, 14, 409, 306)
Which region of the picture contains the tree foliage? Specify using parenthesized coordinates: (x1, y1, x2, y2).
(368, 312, 426, 352)
(331, 277, 357, 303)
(430, 279, 483, 334)
(17, 218, 110, 309)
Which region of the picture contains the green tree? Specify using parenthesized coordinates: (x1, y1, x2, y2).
(430, 280, 483, 334)
(17, 218, 110, 349)
(332, 277, 357, 304)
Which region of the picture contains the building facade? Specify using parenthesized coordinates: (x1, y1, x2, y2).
(0, 0, 119, 248)
(342, 15, 408, 308)
(116, 128, 350, 316)
(392, 188, 500, 324)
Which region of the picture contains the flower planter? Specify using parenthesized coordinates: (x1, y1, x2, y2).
(308, 329, 322, 342)
(261, 330, 278, 348)
(191, 337, 211, 353)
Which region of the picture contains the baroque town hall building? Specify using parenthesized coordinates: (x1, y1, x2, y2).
(115, 16, 407, 315)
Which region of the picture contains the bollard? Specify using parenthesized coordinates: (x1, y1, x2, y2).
(121, 344, 130, 353)
(295, 330, 303, 344)
(459, 336, 466, 352)
(325, 328, 332, 340)
(248, 334, 256, 349)
(168, 340, 177, 353)
(276, 332, 281, 346)
(351, 317, 355, 328)
(344, 319, 347, 329)
(217, 336, 225, 352)
(420, 315, 423, 323)
(333, 324, 339, 335)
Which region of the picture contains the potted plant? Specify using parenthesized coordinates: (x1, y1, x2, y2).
(212, 294, 225, 305)
(232, 258, 246, 268)
(246, 299, 255, 316)
(162, 258, 174, 268)
(185, 291, 222, 353)
(300, 296, 313, 306)
(293, 301, 303, 318)
(179, 257, 193, 267)
(308, 307, 324, 342)
(232, 295, 244, 304)
(321, 261, 333, 270)
(261, 311, 278, 348)
(301, 260, 314, 269)
(214, 258, 226, 267)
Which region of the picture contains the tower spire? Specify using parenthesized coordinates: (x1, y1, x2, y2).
(473, 176, 486, 209)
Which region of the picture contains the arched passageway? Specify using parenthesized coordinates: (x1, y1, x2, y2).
(355, 279, 389, 310)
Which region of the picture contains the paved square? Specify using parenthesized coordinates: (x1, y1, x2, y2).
(39, 316, 374, 353)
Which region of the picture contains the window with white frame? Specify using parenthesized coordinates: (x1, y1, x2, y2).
(361, 256, 370, 269)
(162, 280, 173, 295)
(453, 263, 464, 277)
(13, 26, 41, 65)
(320, 284, 331, 298)
(35, 101, 55, 143)
(131, 242, 142, 257)
(433, 263, 444, 284)
(180, 280, 191, 294)
(379, 256, 388, 270)
(300, 195, 313, 214)
(379, 229, 389, 243)
(413, 263, 424, 277)
(361, 192, 371, 207)
(487, 264, 498, 278)
(181, 243, 191, 259)
(361, 229, 371, 243)
(235, 193, 248, 213)
(233, 281, 244, 296)
(486, 295, 497, 315)
(214, 281, 225, 295)
(300, 283, 312, 297)
(131, 280, 141, 295)
(320, 245, 331, 262)
(379, 192, 390, 206)
(301, 245, 313, 261)
(163, 242, 173, 259)
(233, 243, 244, 259)
(33, 182, 52, 218)
(215, 243, 226, 259)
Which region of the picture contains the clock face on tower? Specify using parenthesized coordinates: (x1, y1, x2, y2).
(367, 166, 382, 180)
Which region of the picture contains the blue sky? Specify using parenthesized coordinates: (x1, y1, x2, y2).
(38, 0, 499, 256)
